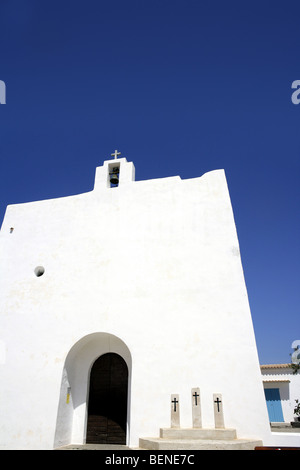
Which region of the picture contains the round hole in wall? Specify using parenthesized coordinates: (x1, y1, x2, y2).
(34, 266, 45, 277)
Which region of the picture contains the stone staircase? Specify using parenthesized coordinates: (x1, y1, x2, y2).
(139, 428, 263, 450)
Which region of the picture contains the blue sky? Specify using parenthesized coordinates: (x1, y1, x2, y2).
(0, 0, 299, 364)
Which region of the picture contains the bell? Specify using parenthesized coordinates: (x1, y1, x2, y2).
(110, 172, 119, 185)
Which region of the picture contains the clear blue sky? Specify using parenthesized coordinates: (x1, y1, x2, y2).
(0, 0, 299, 364)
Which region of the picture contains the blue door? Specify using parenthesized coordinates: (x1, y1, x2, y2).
(264, 388, 284, 422)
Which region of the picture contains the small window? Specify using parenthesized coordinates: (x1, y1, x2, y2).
(34, 266, 45, 277)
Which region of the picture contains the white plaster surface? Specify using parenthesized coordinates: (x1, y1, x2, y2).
(261, 364, 300, 424)
(0, 158, 279, 449)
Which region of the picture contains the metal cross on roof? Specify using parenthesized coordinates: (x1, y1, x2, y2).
(111, 149, 121, 159)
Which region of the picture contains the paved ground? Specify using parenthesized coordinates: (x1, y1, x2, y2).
(56, 444, 133, 450)
(56, 425, 300, 450)
(271, 425, 300, 433)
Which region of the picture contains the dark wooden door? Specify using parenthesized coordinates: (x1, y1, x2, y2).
(86, 353, 128, 444)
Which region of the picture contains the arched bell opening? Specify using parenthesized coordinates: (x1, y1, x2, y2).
(109, 164, 120, 187)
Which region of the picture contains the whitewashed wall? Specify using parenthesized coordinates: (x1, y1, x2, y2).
(0, 158, 272, 449)
(262, 365, 300, 423)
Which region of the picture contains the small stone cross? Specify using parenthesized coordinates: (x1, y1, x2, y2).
(171, 394, 180, 428)
(172, 397, 178, 412)
(213, 393, 225, 429)
(191, 387, 202, 428)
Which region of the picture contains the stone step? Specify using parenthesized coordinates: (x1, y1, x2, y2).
(159, 427, 237, 440)
(139, 428, 263, 450)
(139, 437, 263, 451)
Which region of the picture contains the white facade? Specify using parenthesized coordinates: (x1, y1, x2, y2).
(0, 156, 290, 449)
(261, 364, 300, 424)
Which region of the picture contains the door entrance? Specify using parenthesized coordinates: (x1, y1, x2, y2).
(264, 388, 284, 422)
(86, 353, 128, 444)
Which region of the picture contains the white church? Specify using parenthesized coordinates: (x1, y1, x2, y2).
(0, 153, 298, 449)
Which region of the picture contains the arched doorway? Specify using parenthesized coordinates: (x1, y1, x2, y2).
(86, 353, 128, 444)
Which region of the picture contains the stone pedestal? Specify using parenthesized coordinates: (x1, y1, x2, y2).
(171, 394, 180, 428)
(213, 393, 225, 429)
(191, 388, 202, 428)
(139, 427, 263, 450)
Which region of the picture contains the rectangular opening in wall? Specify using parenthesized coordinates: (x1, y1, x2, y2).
(108, 163, 120, 188)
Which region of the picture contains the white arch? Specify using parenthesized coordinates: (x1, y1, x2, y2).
(54, 332, 132, 448)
